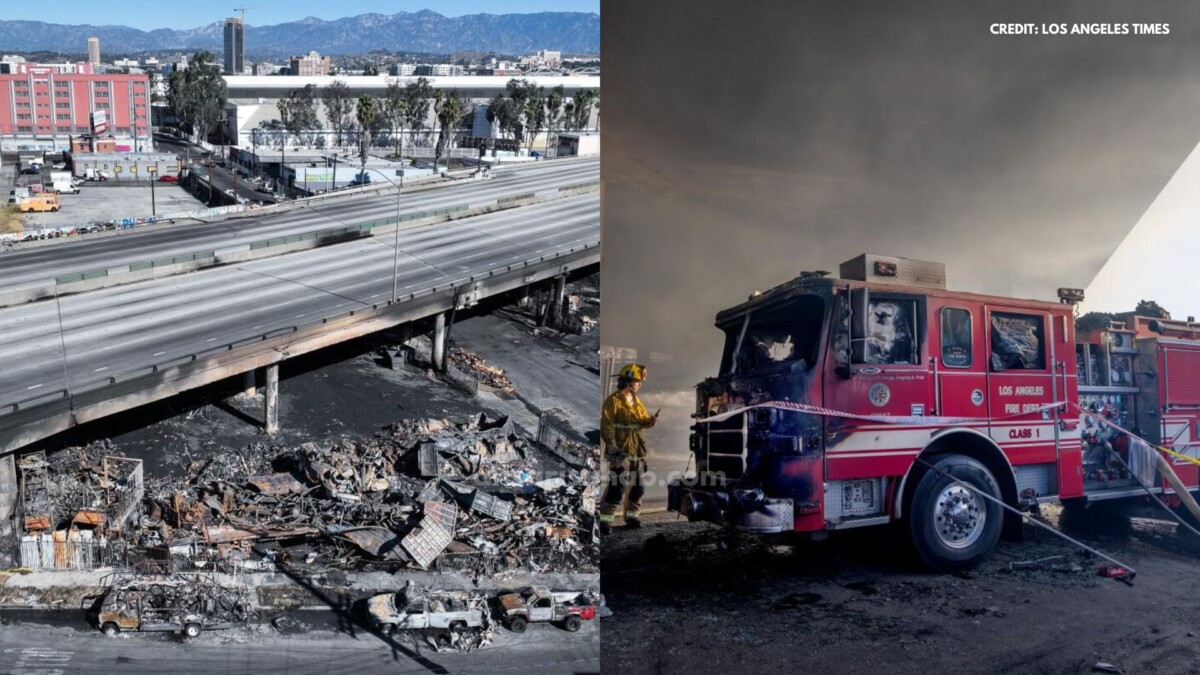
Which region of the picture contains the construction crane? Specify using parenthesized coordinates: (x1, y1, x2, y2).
(234, 5, 252, 25)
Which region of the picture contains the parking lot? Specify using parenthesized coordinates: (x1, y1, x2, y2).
(17, 182, 205, 231)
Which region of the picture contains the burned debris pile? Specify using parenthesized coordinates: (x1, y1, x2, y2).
(449, 348, 515, 392)
(16, 443, 144, 568)
(16, 415, 598, 577)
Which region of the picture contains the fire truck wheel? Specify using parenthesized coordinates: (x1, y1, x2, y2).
(910, 455, 1003, 571)
(508, 616, 528, 633)
(102, 622, 120, 637)
(563, 615, 582, 632)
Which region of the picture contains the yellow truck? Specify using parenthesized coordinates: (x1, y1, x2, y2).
(18, 193, 60, 213)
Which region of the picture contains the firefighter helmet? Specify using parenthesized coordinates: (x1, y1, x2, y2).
(615, 363, 648, 381)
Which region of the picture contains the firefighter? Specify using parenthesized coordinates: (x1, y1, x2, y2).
(600, 363, 657, 534)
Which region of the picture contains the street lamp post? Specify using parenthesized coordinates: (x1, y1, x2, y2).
(368, 172, 405, 303)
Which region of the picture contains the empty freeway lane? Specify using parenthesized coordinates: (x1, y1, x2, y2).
(0, 158, 597, 296)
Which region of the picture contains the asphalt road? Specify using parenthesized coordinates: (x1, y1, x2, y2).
(0, 194, 598, 409)
(0, 159, 598, 294)
(192, 161, 279, 206)
(0, 616, 599, 674)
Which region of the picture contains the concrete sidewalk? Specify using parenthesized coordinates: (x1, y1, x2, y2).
(0, 567, 598, 611)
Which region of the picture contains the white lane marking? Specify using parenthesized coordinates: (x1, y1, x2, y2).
(9, 647, 73, 674)
(295, 314, 306, 318)
(206, 337, 217, 342)
(153, 351, 166, 356)
(94, 367, 108, 372)
(27, 384, 42, 390)
(251, 325, 262, 330)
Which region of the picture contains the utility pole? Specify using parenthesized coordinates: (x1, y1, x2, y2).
(148, 164, 157, 215)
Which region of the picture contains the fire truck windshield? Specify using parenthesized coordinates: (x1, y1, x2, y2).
(720, 295, 824, 375)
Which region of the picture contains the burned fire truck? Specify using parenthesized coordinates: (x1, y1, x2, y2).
(668, 253, 1200, 570)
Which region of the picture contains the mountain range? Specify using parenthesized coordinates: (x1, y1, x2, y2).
(0, 10, 599, 57)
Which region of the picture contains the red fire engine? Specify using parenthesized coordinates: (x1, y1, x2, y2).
(667, 254, 1200, 570)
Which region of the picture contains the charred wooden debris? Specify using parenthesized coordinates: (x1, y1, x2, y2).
(15, 415, 599, 577)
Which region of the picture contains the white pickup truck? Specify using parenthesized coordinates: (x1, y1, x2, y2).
(366, 587, 486, 635)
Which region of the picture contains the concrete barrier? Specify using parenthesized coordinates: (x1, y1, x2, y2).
(0, 181, 600, 308)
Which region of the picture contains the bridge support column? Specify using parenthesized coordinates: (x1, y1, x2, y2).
(548, 275, 567, 328)
(241, 370, 257, 397)
(264, 364, 279, 434)
(432, 313, 447, 373)
(0, 453, 15, 564)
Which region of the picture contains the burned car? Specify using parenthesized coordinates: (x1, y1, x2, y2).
(498, 586, 597, 633)
(96, 576, 248, 638)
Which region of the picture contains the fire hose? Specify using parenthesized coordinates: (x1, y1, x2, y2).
(1070, 402, 1200, 538)
(915, 456, 1137, 586)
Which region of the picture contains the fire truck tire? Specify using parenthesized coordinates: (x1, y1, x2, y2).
(102, 622, 120, 637)
(563, 615, 582, 632)
(508, 616, 528, 633)
(910, 455, 1003, 571)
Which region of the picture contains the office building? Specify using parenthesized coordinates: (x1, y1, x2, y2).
(0, 68, 150, 150)
(223, 18, 245, 75)
(288, 51, 332, 76)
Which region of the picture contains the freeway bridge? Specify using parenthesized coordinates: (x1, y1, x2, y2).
(0, 158, 598, 304)
(0, 191, 599, 541)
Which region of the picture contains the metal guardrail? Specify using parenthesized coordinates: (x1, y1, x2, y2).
(1, 241, 598, 417)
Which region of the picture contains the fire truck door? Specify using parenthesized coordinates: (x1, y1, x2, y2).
(984, 306, 1059, 466)
(828, 290, 931, 420)
(933, 306, 987, 418)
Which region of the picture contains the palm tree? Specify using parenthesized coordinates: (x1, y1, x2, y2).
(546, 85, 564, 156)
(434, 90, 464, 172)
(355, 94, 379, 181)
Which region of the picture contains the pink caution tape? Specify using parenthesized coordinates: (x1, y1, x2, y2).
(696, 400, 1066, 426)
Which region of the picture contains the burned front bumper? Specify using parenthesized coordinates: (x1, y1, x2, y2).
(667, 479, 795, 534)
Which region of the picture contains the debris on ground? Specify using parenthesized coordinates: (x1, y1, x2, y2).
(13, 414, 599, 578)
(449, 348, 515, 391)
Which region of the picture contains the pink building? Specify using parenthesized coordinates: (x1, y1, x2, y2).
(0, 67, 150, 148)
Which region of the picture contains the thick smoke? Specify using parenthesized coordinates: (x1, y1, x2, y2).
(601, 1, 1200, 395)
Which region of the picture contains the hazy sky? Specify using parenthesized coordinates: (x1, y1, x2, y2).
(601, 0, 1200, 393)
(1, 2, 598, 31)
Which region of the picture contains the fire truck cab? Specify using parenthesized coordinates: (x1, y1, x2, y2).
(669, 254, 1097, 570)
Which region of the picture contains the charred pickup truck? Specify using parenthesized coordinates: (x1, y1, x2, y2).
(498, 587, 597, 633)
(96, 577, 247, 638)
(367, 585, 487, 635)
